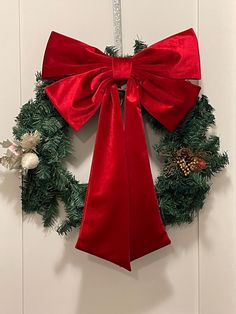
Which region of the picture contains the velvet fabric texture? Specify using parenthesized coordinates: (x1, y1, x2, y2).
(42, 28, 201, 270)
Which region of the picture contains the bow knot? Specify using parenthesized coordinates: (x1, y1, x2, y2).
(112, 57, 132, 81)
(42, 28, 201, 270)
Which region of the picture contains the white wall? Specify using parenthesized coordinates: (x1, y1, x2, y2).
(0, 1, 235, 313)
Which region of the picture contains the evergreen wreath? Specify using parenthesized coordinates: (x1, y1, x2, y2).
(6, 41, 228, 235)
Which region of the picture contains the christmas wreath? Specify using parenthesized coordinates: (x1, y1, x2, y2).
(1, 39, 228, 237)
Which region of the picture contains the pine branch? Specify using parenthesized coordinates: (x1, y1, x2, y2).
(133, 39, 147, 54)
(104, 46, 119, 57)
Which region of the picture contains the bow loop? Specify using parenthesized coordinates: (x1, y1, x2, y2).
(133, 28, 201, 80)
(42, 31, 111, 80)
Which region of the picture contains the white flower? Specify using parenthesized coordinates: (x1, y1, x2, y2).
(21, 153, 39, 170)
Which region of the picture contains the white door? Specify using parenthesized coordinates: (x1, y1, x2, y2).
(0, 1, 235, 313)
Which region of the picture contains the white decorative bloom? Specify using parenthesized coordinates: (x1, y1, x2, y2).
(21, 152, 39, 170)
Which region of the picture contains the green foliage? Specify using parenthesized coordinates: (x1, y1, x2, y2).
(104, 45, 119, 57)
(12, 43, 228, 235)
(13, 73, 86, 234)
(150, 96, 228, 225)
(133, 38, 148, 54)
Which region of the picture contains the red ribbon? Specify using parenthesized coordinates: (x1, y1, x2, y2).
(42, 28, 201, 270)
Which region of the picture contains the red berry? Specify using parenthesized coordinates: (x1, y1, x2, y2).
(197, 158, 206, 169)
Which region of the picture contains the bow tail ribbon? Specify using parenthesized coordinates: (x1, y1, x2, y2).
(75, 86, 132, 270)
(76, 82, 170, 270)
(123, 80, 171, 260)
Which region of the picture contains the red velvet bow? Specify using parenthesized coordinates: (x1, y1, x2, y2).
(42, 28, 201, 270)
